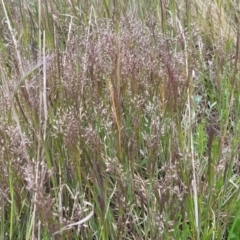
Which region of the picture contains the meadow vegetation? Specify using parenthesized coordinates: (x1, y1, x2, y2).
(0, 0, 240, 239)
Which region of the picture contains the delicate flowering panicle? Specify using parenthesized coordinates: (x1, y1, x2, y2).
(56, 16, 198, 109)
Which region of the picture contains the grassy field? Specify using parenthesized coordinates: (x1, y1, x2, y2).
(0, 0, 240, 239)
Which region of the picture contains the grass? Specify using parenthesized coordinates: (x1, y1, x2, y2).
(0, 0, 240, 239)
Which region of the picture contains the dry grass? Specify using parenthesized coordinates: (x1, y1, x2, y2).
(0, 0, 240, 239)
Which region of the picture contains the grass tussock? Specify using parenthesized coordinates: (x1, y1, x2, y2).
(0, 0, 240, 239)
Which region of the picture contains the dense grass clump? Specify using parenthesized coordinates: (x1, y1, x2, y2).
(0, 0, 240, 239)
